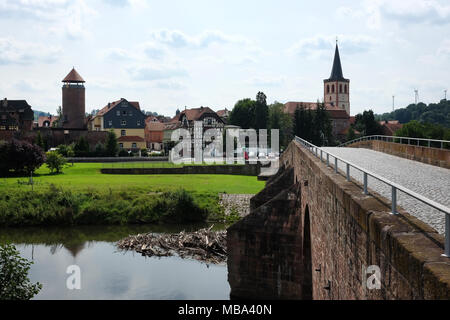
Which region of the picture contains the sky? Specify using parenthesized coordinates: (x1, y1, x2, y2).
(0, 0, 449, 117)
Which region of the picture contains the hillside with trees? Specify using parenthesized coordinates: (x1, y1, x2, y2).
(376, 99, 450, 128)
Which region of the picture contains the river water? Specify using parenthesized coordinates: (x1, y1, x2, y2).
(0, 224, 230, 300)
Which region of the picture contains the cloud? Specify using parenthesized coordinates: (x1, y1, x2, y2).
(0, 0, 95, 39)
(129, 65, 188, 81)
(0, 38, 62, 65)
(152, 80, 187, 90)
(338, 0, 450, 29)
(288, 35, 376, 58)
(149, 29, 250, 49)
(245, 76, 285, 88)
(437, 39, 450, 56)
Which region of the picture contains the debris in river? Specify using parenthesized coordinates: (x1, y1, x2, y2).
(116, 225, 227, 264)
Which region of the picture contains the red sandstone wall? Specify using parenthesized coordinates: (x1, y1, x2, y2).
(227, 140, 450, 300)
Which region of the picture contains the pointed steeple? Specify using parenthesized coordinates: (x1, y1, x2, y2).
(327, 43, 346, 81)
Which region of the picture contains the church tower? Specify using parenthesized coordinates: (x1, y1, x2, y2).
(323, 42, 350, 115)
(62, 67, 86, 129)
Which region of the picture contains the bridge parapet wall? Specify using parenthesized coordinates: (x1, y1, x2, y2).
(348, 140, 450, 169)
(227, 140, 450, 299)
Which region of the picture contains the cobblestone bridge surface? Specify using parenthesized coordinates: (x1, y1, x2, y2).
(321, 147, 450, 234)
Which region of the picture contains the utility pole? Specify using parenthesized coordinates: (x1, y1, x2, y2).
(392, 95, 395, 112)
(414, 89, 419, 104)
(445, 89, 447, 101)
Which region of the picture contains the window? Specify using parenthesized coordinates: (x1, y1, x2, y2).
(339, 84, 342, 93)
(332, 84, 335, 93)
(116, 111, 120, 116)
(108, 120, 112, 126)
(121, 120, 126, 126)
(129, 111, 133, 116)
(132, 143, 137, 148)
(207, 118, 212, 125)
(326, 85, 330, 93)
(344, 85, 347, 93)
(137, 120, 141, 126)
(121, 130, 126, 136)
(122, 110, 127, 116)
(119, 143, 123, 148)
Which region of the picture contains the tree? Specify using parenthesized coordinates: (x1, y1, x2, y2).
(94, 143, 106, 157)
(35, 132, 44, 150)
(312, 102, 333, 146)
(0, 139, 46, 175)
(73, 136, 90, 157)
(229, 98, 256, 129)
(354, 110, 383, 136)
(268, 102, 292, 149)
(346, 127, 357, 142)
(52, 106, 62, 128)
(56, 144, 75, 157)
(45, 151, 67, 174)
(0, 244, 42, 300)
(293, 103, 315, 143)
(105, 130, 119, 157)
(254, 91, 269, 130)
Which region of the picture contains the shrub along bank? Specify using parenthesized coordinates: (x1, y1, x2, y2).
(0, 186, 212, 227)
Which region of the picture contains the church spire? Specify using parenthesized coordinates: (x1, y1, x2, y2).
(328, 42, 346, 81)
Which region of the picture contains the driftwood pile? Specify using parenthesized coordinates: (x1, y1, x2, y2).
(116, 226, 227, 264)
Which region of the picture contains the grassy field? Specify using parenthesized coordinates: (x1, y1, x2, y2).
(0, 163, 265, 226)
(0, 162, 264, 194)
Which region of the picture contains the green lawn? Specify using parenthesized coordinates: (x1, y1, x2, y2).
(0, 162, 265, 195)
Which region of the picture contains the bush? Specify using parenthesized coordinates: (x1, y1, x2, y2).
(46, 151, 67, 174)
(118, 149, 129, 157)
(0, 139, 45, 175)
(161, 189, 208, 223)
(141, 148, 148, 157)
(56, 144, 75, 157)
(73, 136, 90, 157)
(94, 143, 106, 157)
(105, 130, 119, 157)
(0, 244, 42, 300)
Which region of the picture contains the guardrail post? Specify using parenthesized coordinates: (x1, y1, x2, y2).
(363, 172, 368, 195)
(441, 141, 444, 149)
(444, 214, 450, 257)
(346, 163, 350, 181)
(320, 150, 323, 162)
(428, 140, 431, 148)
(391, 186, 397, 215)
(326, 154, 329, 167)
(335, 158, 338, 173)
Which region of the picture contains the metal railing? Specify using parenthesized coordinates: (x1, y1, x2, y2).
(294, 136, 450, 257)
(339, 135, 450, 149)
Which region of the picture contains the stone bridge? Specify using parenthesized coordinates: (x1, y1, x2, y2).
(227, 139, 450, 299)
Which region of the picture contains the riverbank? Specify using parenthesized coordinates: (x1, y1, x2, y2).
(0, 163, 264, 227)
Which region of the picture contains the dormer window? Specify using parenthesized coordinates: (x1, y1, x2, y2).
(121, 120, 126, 126)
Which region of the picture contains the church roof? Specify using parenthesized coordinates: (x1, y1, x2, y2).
(325, 44, 348, 82)
(62, 68, 85, 83)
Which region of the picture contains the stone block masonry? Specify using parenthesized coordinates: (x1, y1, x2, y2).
(227, 139, 450, 299)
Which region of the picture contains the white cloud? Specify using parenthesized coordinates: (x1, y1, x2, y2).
(0, 38, 61, 65)
(437, 39, 450, 56)
(245, 76, 285, 88)
(288, 35, 376, 58)
(149, 29, 250, 49)
(338, 0, 450, 29)
(129, 64, 188, 81)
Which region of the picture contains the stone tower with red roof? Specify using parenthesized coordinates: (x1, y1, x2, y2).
(62, 67, 86, 129)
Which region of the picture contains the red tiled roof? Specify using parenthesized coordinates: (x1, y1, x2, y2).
(62, 68, 85, 83)
(380, 120, 403, 135)
(216, 109, 229, 117)
(284, 101, 349, 119)
(117, 135, 145, 142)
(178, 106, 216, 121)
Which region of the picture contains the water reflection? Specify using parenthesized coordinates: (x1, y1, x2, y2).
(0, 224, 230, 300)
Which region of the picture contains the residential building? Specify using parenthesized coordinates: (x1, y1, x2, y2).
(88, 98, 146, 151)
(145, 117, 164, 151)
(379, 120, 403, 136)
(0, 98, 34, 132)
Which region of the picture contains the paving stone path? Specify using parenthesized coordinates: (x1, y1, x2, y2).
(321, 147, 450, 234)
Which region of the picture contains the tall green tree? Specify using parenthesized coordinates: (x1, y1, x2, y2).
(105, 130, 119, 157)
(73, 136, 90, 157)
(35, 131, 44, 150)
(229, 98, 256, 129)
(354, 110, 383, 136)
(268, 102, 292, 149)
(254, 91, 268, 130)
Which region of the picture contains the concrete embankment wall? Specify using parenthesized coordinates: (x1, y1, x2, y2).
(227, 140, 450, 299)
(348, 140, 450, 169)
(100, 164, 260, 176)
